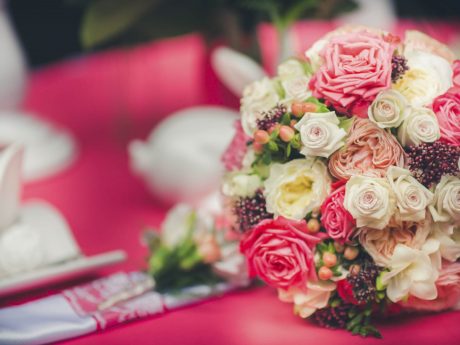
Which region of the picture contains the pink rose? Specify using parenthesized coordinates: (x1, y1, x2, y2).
(402, 262, 460, 312)
(240, 217, 324, 289)
(320, 185, 355, 244)
(222, 120, 250, 171)
(453, 60, 460, 88)
(432, 88, 460, 146)
(309, 30, 393, 117)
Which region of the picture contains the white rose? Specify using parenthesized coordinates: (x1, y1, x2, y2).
(393, 50, 452, 107)
(429, 176, 460, 223)
(281, 76, 312, 103)
(264, 158, 331, 220)
(294, 111, 346, 158)
(381, 243, 439, 302)
(397, 107, 440, 146)
(278, 281, 336, 318)
(161, 204, 212, 248)
(222, 172, 261, 198)
(344, 176, 396, 230)
(305, 39, 327, 72)
(241, 77, 281, 135)
(277, 59, 306, 79)
(368, 90, 410, 128)
(386, 166, 433, 222)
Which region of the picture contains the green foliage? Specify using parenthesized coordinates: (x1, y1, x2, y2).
(346, 306, 382, 338)
(80, 0, 159, 48)
(76, 0, 357, 50)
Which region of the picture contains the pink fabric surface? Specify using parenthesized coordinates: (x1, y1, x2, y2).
(2, 25, 459, 344)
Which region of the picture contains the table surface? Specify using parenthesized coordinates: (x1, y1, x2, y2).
(3, 21, 460, 345)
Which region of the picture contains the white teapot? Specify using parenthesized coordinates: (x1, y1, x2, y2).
(129, 47, 266, 204)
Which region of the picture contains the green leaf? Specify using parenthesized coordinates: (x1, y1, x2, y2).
(285, 143, 292, 158)
(268, 141, 279, 152)
(80, 0, 158, 48)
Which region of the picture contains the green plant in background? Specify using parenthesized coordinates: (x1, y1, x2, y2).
(71, 0, 357, 61)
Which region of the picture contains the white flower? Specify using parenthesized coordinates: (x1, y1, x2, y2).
(344, 176, 396, 230)
(278, 281, 336, 318)
(431, 225, 460, 263)
(305, 39, 327, 72)
(429, 176, 460, 224)
(277, 59, 312, 103)
(241, 77, 281, 136)
(294, 111, 346, 158)
(161, 204, 212, 248)
(368, 90, 410, 128)
(397, 107, 440, 146)
(393, 50, 452, 107)
(222, 172, 261, 198)
(381, 243, 439, 303)
(278, 59, 306, 79)
(264, 158, 331, 220)
(386, 166, 433, 222)
(281, 76, 312, 103)
(212, 242, 250, 287)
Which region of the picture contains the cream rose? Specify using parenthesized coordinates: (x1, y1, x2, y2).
(281, 76, 312, 103)
(264, 158, 331, 220)
(393, 50, 452, 107)
(368, 90, 410, 128)
(278, 281, 336, 318)
(278, 59, 307, 79)
(241, 77, 281, 135)
(222, 172, 261, 198)
(278, 59, 311, 103)
(429, 176, 460, 224)
(386, 166, 433, 222)
(382, 243, 439, 302)
(344, 176, 396, 230)
(294, 111, 346, 158)
(397, 107, 440, 146)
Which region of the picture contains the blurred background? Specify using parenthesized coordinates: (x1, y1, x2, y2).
(8, 0, 460, 67)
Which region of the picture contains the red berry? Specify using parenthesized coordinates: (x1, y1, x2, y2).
(344, 246, 359, 261)
(279, 125, 294, 142)
(302, 102, 318, 113)
(291, 102, 304, 117)
(307, 218, 320, 233)
(318, 266, 333, 280)
(322, 252, 337, 268)
(254, 130, 270, 144)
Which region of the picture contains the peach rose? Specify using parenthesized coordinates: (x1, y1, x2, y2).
(402, 262, 460, 312)
(309, 30, 393, 117)
(358, 218, 431, 266)
(328, 118, 405, 180)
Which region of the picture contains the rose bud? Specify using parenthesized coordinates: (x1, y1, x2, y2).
(279, 125, 295, 142)
(318, 266, 333, 280)
(322, 252, 337, 268)
(344, 246, 359, 261)
(254, 129, 270, 144)
(307, 218, 320, 233)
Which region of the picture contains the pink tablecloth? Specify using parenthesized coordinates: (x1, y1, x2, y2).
(3, 22, 460, 345)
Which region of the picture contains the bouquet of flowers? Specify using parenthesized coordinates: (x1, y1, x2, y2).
(221, 26, 460, 337)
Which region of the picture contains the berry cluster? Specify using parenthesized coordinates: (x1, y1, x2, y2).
(407, 141, 460, 187)
(233, 190, 273, 233)
(391, 55, 409, 82)
(256, 104, 287, 131)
